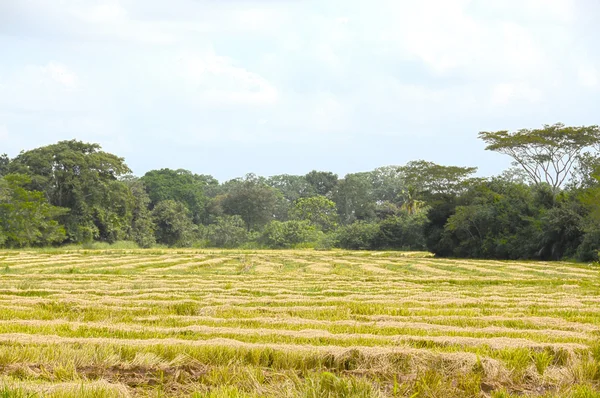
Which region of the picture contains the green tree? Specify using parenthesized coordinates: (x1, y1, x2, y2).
(221, 174, 284, 231)
(479, 123, 600, 190)
(398, 160, 478, 197)
(267, 174, 314, 203)
(571, 152, 600, 189)
(0, 174, 67, 247)
(399, 187, 427, 215)
(0, 154, 9, 177)
(9, 140, 132, 243)
(121, 176, 155, 248)
(577, 171, 600, 260)
(441, 179, 549, 259)
(369, 166, 405, 203)
(205, 215, 248, 248)
(289, 196, 338, 231)
(141, 169, 208, 224)
(305, 170, 338, 197)
(151, 200, 196, 247)
(333, 173, 376, 225)
(536, 194, 585, 260)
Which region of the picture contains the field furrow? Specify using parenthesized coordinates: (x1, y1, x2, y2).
(0, 249, 598, 397)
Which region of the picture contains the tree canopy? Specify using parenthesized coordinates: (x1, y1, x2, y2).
(9, 140, 132, 242)
(398, 160, 478, 196)
(1, 123, 599, 259)
(479, 123, 600, 190)
(141, 168, 208, 224)
(220, 174, 284, 231)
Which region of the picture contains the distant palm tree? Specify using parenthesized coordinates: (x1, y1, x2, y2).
(400, 186, 426, 215)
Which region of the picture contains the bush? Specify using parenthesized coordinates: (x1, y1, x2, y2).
(373, 212, 428, 250)
(205, 216, 249, 248)
(260, 220, 319, 249)
(334, 222, 379, 250)
(151, 200, 196, 247)
(314, 232, 337, 251)
(576, 228, 600, 262)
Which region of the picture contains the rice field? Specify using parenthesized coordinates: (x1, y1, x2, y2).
(0, 249, 598, 397)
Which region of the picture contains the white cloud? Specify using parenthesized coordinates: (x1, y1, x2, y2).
(311, 93, 349, 133)
(522, 0, 574, 22)
(578, 65, 598, 88)
(387, 0, 481, 74)
(67, 0, 175, 44)
(231, 8, 283, 32)
(71, 2, 128, 24)
(491, 82, 542, 105)
(375, 0, 564, 87)
(0, 125, 9, 141)
(1, 0, 598, 178)
(0, 62, 83, 113)
(180, 52, 278, 106)
(41, 62, 79, 89)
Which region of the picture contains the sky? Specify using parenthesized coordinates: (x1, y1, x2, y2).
(1, 0, 599, 181)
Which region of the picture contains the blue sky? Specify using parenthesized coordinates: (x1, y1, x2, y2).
(1, 0, 599, 181)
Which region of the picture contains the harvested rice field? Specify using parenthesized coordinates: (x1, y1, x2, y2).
(0, 249, 599, 397)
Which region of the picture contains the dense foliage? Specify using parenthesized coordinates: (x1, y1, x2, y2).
(1, 124, 599, 260)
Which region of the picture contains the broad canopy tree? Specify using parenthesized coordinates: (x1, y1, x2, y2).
(141, 168, 208, 224)
(9, 140, 132, 243)
(266, 174, 314, 203)
(479, 123, 600, 191)
(369, 166, 406, 204)
(289, 196, 338, 231)
(305, 170, 338, 197)
(398, 160, 478, 197)
(333, 172, 377, 225)
(220, 174, 284, 231)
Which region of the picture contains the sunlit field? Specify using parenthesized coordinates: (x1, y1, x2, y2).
(0, 249, 598, 397)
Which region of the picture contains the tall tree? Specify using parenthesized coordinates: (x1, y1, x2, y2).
(152, 200, 196, 247)
(221, 174, 284, 231)
(10, 140, 131, 243)
(121, 176, 155, 248)
(399, 187, 427, 215)
(479, 123, 600, 190)
(266, 174, 314, 203)
(398, 160, 478, 197)
(305, 170, 338, 197)
(289, 196, 338, 231)
(369, 166, 405, 203)
(141, 169, 208, 224)
(333, 172, 376, 225)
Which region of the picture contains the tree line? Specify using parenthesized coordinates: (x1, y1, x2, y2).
(1, 123, 600, 261)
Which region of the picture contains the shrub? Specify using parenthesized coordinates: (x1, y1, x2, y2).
(334, 222, 379, 250)
(260, 220, 319, 249)
(205, 215, 249, 248)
